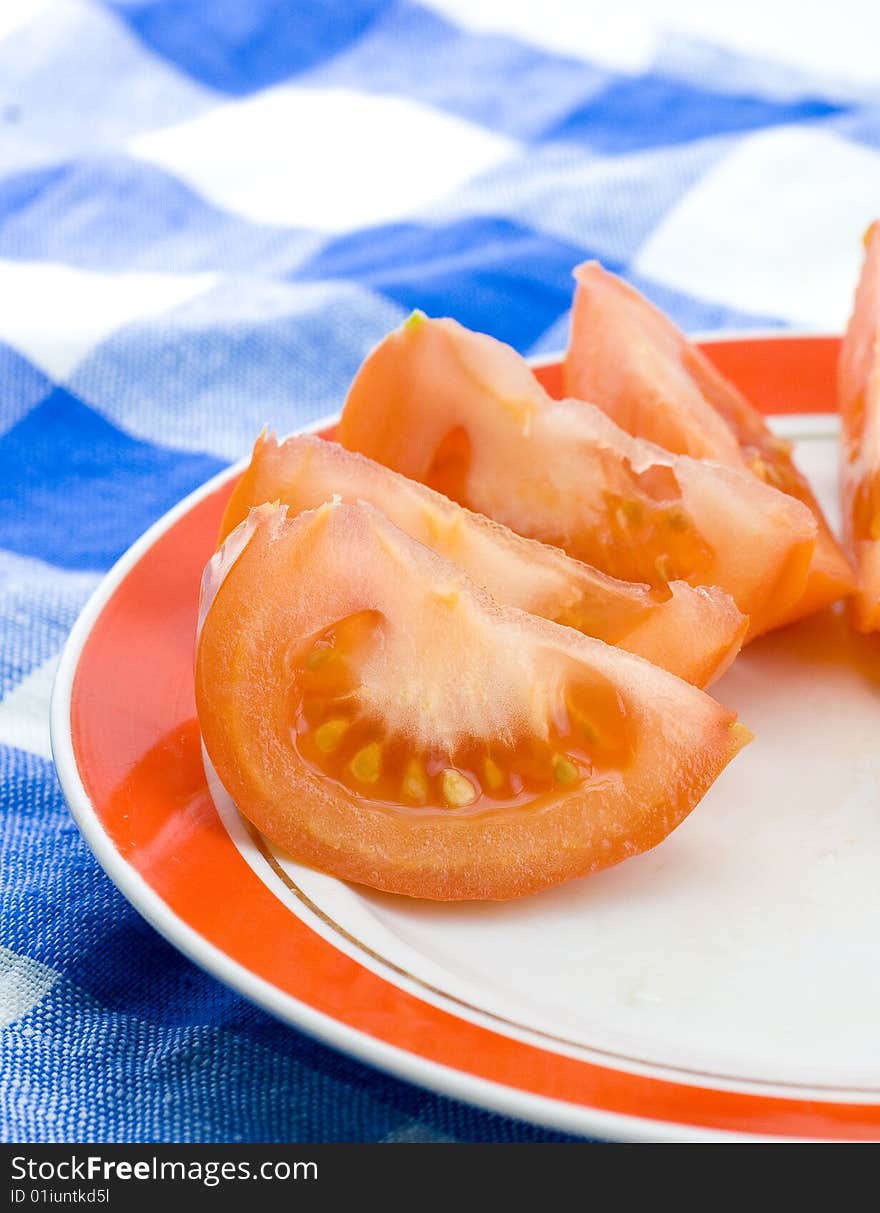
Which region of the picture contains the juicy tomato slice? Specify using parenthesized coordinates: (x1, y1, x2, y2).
(220, 432, 746, 686)
(564, 261, 855, 623)
(337, 313, 817, 639)
(839, 221, 880, 631)
(196, 500, 750, 901)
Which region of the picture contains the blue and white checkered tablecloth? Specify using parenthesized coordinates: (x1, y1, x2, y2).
(1, 0, 879, 1143)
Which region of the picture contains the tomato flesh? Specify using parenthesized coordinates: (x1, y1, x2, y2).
(293, 608, 631, 813)
(564, 262, 855, 622)
(337, 313, 817, 638)
(839, 221, 880, 631)
(196, 500, 749, 901)
(220, 432, 746, 686)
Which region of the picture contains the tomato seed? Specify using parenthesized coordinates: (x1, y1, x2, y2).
(441, 768, 478, 808)
(482, 757, 504, 791)
(552, 754, 579, 785)
(350, 742, 381, 783)
(314, 718, 349, 754)
(402, 758, 428, 802)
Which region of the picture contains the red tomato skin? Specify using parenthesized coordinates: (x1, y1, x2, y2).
(219, 431, 746, 687)
(839, 221, 880, 631)
(337, 314, 817, 639)
(564, 261, 855, 624)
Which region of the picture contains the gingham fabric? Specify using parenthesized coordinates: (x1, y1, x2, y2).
(1, 0, 878, 1144)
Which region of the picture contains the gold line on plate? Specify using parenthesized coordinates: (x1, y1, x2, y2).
(242, 816, 880, 1099)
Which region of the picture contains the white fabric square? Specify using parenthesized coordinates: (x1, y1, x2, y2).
(646, 0, 880, 95)
(634, 127, 880, 330)
(0, 0, 218, 177)
(0, 653, 58, 761)
(418, 0, 658, 70)
(128, 85, 519, 232)
(0, 259, 216, 380)
(422, 0, 880, 91)
(0, 947, 57, 1027)
(0, 0, 52, 41)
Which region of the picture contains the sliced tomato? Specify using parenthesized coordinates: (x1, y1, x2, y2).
(839, 221, 880, 631)
(220, 432, 746, 686)
(564, 261, 855, 622)
(196, 500, 750, 901)
(337, 313, 817, 638)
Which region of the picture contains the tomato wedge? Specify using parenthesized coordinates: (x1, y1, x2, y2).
(839, 221, 880, 631)
(196, 500, 750, 901)
(564, 261, 855, 622)
(337, 313, 817, 638)
(220, 432, 746, 686)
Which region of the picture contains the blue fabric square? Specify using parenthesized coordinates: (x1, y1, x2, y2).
(0, 388, 224, 570)
(547, 73, 846, 152)
(0, 552, 97, 696)
(69, 279, 406, 461)
(310, 1, 609, 141)
(0, 749, 579, 1143)
(106, 0, 391, 94)
(296, 216, 591, 351)
(0, 163, 70, 228)
(0, 343, 53, 434)
(0, 156, 321, 275)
